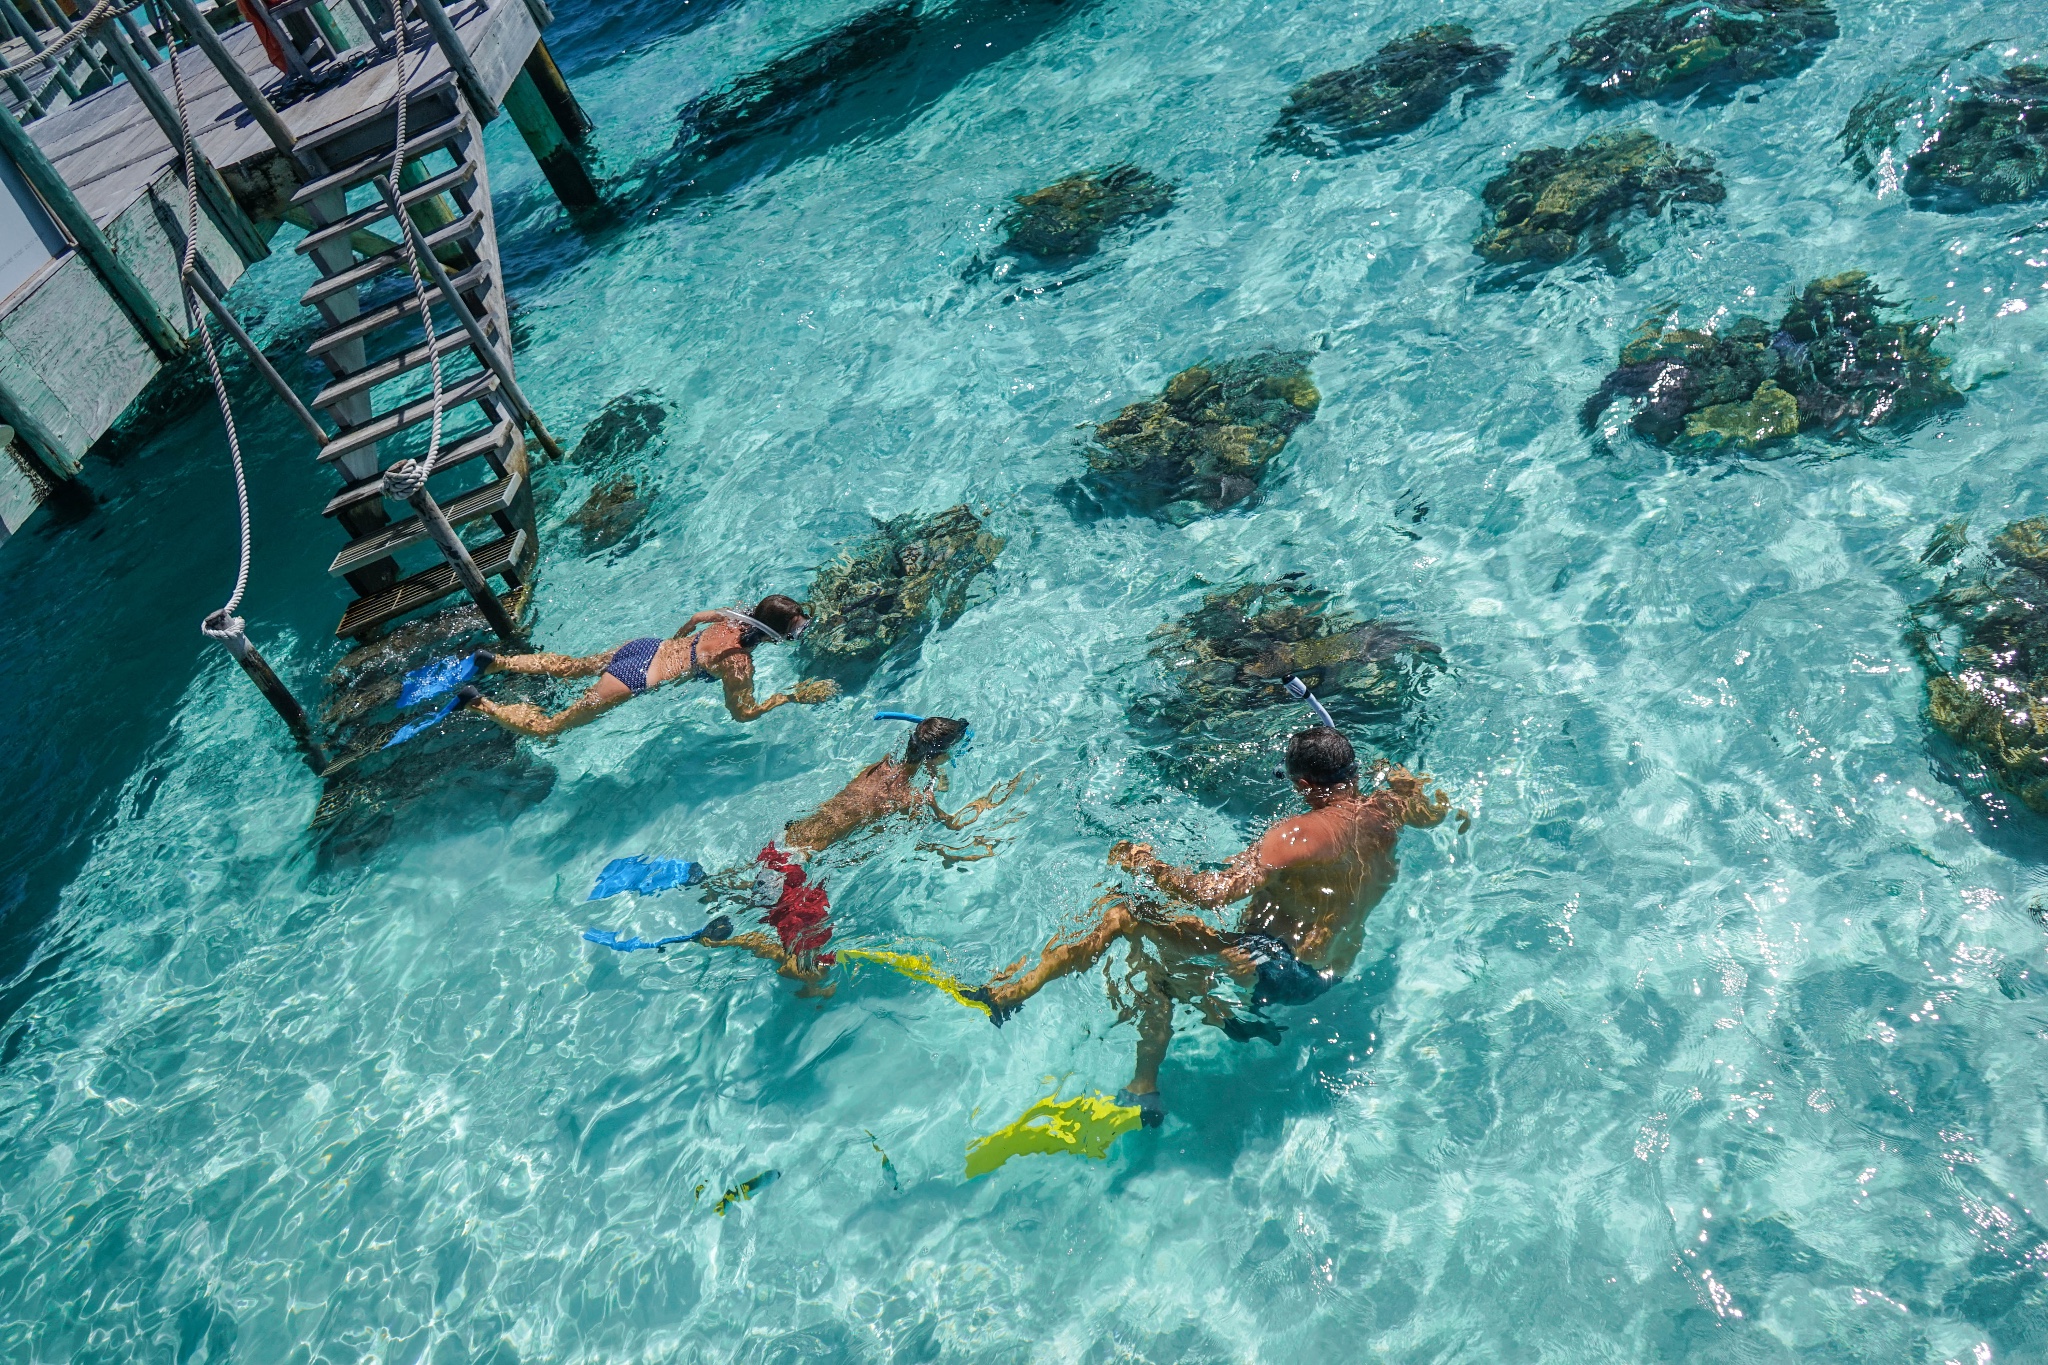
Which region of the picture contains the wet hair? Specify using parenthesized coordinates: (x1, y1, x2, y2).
(906, 716, 970, 763)
(1286, 726, 1359, 788)
(740, 594, 807, 647)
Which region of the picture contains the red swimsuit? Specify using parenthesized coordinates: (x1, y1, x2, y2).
(755, 844, 834, 964)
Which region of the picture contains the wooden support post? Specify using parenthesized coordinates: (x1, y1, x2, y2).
(377, 177, 566, 460)
(155, 0, 316, 172)
(0, 111, 187, 358)
(405, 481, 522, 641)
(214, 625, 331, 773)
(410, 0, 495, 124)
(0, 410, 82, 498)
(114, 9, 160, 64)
(0, 0, 83, 105)
(501, 66, 596, 209)
(100, 16, 270, 264)
(522, 39, 588, 141)
(183, 267, 331, 447)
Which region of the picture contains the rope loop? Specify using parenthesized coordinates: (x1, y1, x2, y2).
(381, 458, 427, 502)
(200, 609, 247, 644)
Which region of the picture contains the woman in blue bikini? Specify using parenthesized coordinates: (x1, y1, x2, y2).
(459, 594, 838, 737)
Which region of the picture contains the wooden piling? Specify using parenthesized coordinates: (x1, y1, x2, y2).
(216, 627, 331, 773)
(405, 481, 522, 641)
(522, 39, 588, 141)
(502, 65, 596, 209)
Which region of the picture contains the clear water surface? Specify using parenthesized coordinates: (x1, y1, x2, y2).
(3, 0, 2048, 1359)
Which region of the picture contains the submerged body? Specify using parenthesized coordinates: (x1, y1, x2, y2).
(707, 717, 1016, 990)
(980, 729, 1461, 1123)
(466, 597, 836, 738)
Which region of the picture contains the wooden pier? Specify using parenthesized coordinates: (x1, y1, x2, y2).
(0, 0, 592, 641)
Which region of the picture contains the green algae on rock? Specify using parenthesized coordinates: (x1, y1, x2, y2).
(1474, 130, 1723, 273)
(1556, 0, 1836, 104)
(999, 165, 1174, 262)
(1840, 57, 2048, 211)
(1910, 518, 2048, 815)
(1131, 578, 1441, 801)
(1269, 24, 1511, 157)
(1070, 354, 1319, 523)
(800, 505, 1004, 678)
(1583, 272, 1960, 453)
(1906, 64, 2048, 210)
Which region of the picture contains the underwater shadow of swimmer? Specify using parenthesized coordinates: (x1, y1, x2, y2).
(628, 0, 1096, 213)
(1104, 949, 1398, 1186)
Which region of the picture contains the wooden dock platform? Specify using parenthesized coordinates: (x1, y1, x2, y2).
(0, 0, 589, 641)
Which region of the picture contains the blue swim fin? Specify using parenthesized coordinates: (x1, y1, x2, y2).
(583, 914, 734, 953)
(382, 695, 458, 749)
(587, 855, 707, 900)
(398, 652, 482, 708)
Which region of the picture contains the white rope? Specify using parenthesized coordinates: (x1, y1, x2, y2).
(166, 19, 253, 644)
(377, 0, 446, 505)
(0, 0, 148, 82)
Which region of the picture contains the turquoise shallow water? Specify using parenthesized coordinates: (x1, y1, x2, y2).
(4, 0, 2048, 1358)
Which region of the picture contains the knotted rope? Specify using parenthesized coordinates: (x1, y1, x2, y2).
(378, 0, 447, 505)
(165, 7, 254, 646)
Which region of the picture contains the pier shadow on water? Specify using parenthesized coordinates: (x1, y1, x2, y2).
(629, 0, 1094, 211)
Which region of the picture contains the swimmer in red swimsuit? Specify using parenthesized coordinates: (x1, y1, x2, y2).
(703, 716, 1018, 994)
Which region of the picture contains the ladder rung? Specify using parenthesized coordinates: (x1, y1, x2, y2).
(322, 418, 517, 516)
(296, 161, 479, 258)
(312, 320, 497, 413)
(301, 209, 484, 308)
(307, 260, 496, 356)
(291, 110, 470, 208)
(328, 469, 523, 576)
(335, 530, 526, 639)
(320, 370, 501, 465)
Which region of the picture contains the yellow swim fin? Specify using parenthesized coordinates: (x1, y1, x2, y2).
(840, 948, 992, 1016)
(965, 1092, 1143, 1179)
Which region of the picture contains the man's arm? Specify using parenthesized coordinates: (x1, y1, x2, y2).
(1383, 766, 1468, 832)
(1110, 840, 1269, 910)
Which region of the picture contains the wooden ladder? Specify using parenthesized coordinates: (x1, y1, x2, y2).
(292, 72, 536, 640)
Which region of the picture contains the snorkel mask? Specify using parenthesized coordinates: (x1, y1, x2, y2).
(718, 608, 810, 643)
(875, 710, 975, 758)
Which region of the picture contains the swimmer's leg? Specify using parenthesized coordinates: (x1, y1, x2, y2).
(469, 676, 630, 738)
(700, 931, 836, 997)
(973, 893, 1144, 1024)
(483, 649, 614, 680)
(1115, 982, 1173, 1128)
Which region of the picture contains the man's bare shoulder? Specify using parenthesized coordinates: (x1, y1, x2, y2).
(1254, 811, 1345, 868)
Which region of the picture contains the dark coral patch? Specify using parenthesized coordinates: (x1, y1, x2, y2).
(1557, 0, 1836, 104)
(1475, 130, 1723, 274)
(998, 165, 1174, 263)
(800, 506, 1004, 680)
(1270, 23, 1511, 156)
(1583, 272, 1960, 454)
(1067, 354, 1319, 524)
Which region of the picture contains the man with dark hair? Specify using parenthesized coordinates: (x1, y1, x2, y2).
(707, 715, 1020, 991)
(971, 726, 1463, 1126)
(460, 594, 837, 737)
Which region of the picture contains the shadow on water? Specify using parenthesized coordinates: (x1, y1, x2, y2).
(626, 0, 1094, 212)
(0, 335, 355, 1052)
(1106, 946, 1404, 1184)
(538, 0, 749, 79)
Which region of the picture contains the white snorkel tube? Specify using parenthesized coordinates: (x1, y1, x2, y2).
(717, 608, 805, 643)
(1283, 673, 1338, 729)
